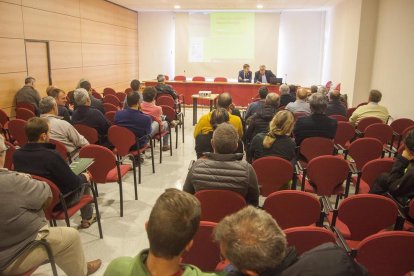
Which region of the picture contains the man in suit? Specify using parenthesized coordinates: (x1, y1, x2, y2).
(238, 64, 252, 83)
(254, 65, 276, 84)
(15, 77, 41, 115)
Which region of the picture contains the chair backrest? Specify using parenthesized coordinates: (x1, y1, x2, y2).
(263, 190, 321, 229)
(4, 141, 16, 170)
(16, 108, 36, 121)
(105, 111, 116, 124)
(408, 198, 414, 219)
(214, 77, 227, 82)
(79, 144, 116, 183)
(15, 102, 36, 113)
(103, 87, 116, 96)
(8, 119, 28, 146)
(108, 125, 137, 156)
(346, 107, 357, 119)
(92, 91, 103, 100)
(103, 94, 121, 107)
(294, 112, 308, 120)
(284, 226, 336, 255)
(103, 103, 118, 113)
(329, 115, 347, 122)
(356, 231, 414, 276)
(73, 124, 99, 144)
(334, 83, 341, 91)
(115, 92, 126, 103)
(181, 221, 220, 271)
(0, 109, 9, 126)
(125, 87, 133, 93)
(160, 105, 177, 121)
(338, 194, 398, 241)
(195, 190, 246, 222)
(156, 95, 175, 109)
(307, 155, 349, 195)
(360, 158, 394, 190)
(192, 76, 205, 82)
(174, 75, 186, 81)
(164, 75, 169, 80)
(364, 123, 393, 145)
(401, 124, 414, 137)
(300, 137, 335, 162)
(356, 117, 383, 132)
(334, 121, 355, 147)
(325, 81, 332, 90)
(49, 139, 69, 162)
(390, 118, 414, 135)
(356, 102, 368, 108)
(252, 157, 294, 196)
(30, 175, 62, 221)
(348, 138, 383, 171)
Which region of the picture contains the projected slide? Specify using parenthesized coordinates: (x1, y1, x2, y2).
(189, 13, 255, 62)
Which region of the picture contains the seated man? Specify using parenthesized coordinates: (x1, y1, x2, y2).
(194, 92, 244, 139)
(39, 96, 89, 153)
(79, 80, 105, 114)
(155, 74, 178, 101)
(114, 91, 152, 149)
(254, 65, 276, 84)
(104, 188, 220, 276)
(326, 89, 347, 117)
(48, 87, 72, 123)
(238, 63, 252, 83)
(285, 88, 311, 115)
(123, 79, 142, 109)
(141, 87, 170, 151)
(349, 89, 389, 125)
(214, 206, 368, 276)
(0, 135, 101, 275)
(245, 86, 268, 120)
(279, 84, 295, 107)
(184, 123, 259, 206)
(72, 88, 111, 146)
(15, 76, 41, 115)
(13, 117, 96, 229)
(293, 93, 337, 145)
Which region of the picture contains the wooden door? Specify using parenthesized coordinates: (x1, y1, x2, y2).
(25, 40, 51, 98)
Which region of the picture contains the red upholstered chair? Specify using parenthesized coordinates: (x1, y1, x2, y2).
(252, 157, 295, 196)
(390, 118, 414, 150)
(263, 191, 322, 229)
(103, 94, 121, 107)
(31, 175, 103, 239)
(4, 141, 16, 170)
(299, 137, 335, 164)
(73, 124, 99, 144)
(181, 221, 220, 271)
(329, 115, 347, 122)
(49, 139, 71, 163)
(355, 231, 414, 276)
(103, 87, 116, 96)
(403, 198, 414, 231)
(352, 158, 394, 194)
(334, 83, 341, 91)
(356, 117, 383, 133)
(164, 75, 169, 80)
(328, 194, 399, 252)
(174, 75, 186, 81)
(92, 91, 103, 100)
(79, 144, 132, 217)
(115, 92, 126, 103)
(325, 81, 332, 90)
(284, 226, 336, 255)
(334, 121, 355, 149)
(161, 105, 184, 148)
(364, 123, 393, 145)
(156, 95, 175, 108)
(103, 103, 118, 113)
(124, 87, 133, 93)
(0, 108, 10, 127)
(108, 125, 154, 185)
(192, 76, 205, 82)
(346, 107, 357, 119)
(356, 102, 368, 108)
(149, 115, 171, 164)
(214, 77, 227, 82)
(294, 111, 308, 120)
(8, 119, 28, 146)
(15, 102, 36, 114)
(105, 111, 116, 124)
(195, 190, 246, 223)
(16, 108, 36, 121)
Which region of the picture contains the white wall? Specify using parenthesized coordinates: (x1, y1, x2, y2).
(138, 12, 175, 81)
(277, 11, 326, 86)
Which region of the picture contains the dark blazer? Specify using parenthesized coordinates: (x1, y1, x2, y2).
(72, 105, 111, 143)
(114, 108, 152, 148)
(326, 99, 347, 117)
(238, 70, 252, 83)
(293, 113, 337, 145)
(254, 70, 276, 83)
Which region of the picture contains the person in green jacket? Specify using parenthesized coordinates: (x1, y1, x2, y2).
(104, 188, 223, 276)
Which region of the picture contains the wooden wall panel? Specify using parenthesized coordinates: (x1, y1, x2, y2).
(0, 72, 27, 109)
(0, 38, 26, 73)
(52, 67, 83, 92)
(81, 19, 137, 46)
(0, 0, 21, 5)
(50, 41, 82, 69)
(26, 41, 50, 97)
(23, 7, 81, 42)
(0, 2, 24, 38)
(22, 0, 80, 17)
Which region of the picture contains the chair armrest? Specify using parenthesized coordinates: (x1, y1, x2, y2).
(330, 225, 352, 254)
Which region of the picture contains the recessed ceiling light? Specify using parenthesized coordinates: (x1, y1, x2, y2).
(257, 4, 263, 9)
(174, 5, 181, 9)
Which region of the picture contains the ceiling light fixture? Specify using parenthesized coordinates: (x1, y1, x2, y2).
(174, 5, 181, 9)
(256, 4, 264, 9)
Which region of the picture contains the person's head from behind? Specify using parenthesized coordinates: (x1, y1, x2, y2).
(296, 88, 308, 101)
(142, 87, 157, 103)
(25, 117, 50, 143)
(126, 91, 141, 108)
(309, 93, 328, 114)
(243, 64, 250, 73)
(146, 188, 201, 259)
(318, 86, 328, 96)
(130, 79, 141, 91)
(217, 93, 233, 110)
(265, 93, 280, 108)
(289, 85, 297, 95)
(258, 86, 269, 99)
(25, 76, 35, 87)
(0, 135, 7, 167)
(210, 108, 230, 130)
(79, 80, 92, 94)
(310, 85, 318, 94)
(212, 123, 238, 154)
(369, 89, 382, 103)
(404, 129, 414, 154)
(39, 96, 58, 115)
(74, 88, 91, 107)
(48, 88, 67, 106)
(330, 89, 341, 101)
(156, 74, 165, 83)
(279, 84, 290, 95)
(263, 110, 294, 149)
(214, 206, 287, 276)
(259, 65, 266, 75)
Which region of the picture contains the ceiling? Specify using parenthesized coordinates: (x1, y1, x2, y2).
(109, 0, 336, 12)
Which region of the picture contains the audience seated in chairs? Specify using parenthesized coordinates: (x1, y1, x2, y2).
(72, 88, 112, 147)
(285, 88, 311, 115)
(77, 80, 105, 114)
(326, 89, 347, 117)
(249, 110, 296, 164)
(12, 117, 96, 229)
(185, 123, 259, 206)
(47, 87, 72, 123)
(155, 74, 179, 102)
(349, 89, 389, 126)
(39, 96, 89, 154)
(0, 135, 101, 275)
(104, 189, 210, 276)
(293, 93, 337, 146)
(370, 129, 414, 205)
(279, 84, 295, 107)
(245, 86, 269, 120)
(15, 76, 41, 116)
(214, 206, 368, 276)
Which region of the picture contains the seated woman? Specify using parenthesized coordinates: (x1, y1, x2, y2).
(249, 110, 296, 164)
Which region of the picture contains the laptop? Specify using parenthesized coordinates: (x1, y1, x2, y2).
(269, 77, 283, 85)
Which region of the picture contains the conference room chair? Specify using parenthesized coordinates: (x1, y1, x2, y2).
(334, 121, 355, 150)
(327, 194, 400, 254)
(15, 102, 36, 114)
(103, 103, 119, 113)
(174, 75, 186, 81)
(297, 137, 335, 168)
(149, 115, 172, 164)
(16, 108, 36, 121)
(293, 111, 308, 120)
(355, 231, 414, 276)
(252, 157, 296, 195)
(124, 87, 132, 94)
(403, 198, 414, 231)
(105, 111, 116, 124)
(79, 144, 133, 217)
(334, 83, 341, 91)
(195, 190, 246, 223)
(49, 139, 72, 163)
(263, 190, 323, 229)
(181, 221, 220, 271)
(0, 109, 10, 141)
(329, 114, 347, 122)
(115, 92, 126, 103)
(390, 118, 414, 150)
(213, 77, 227, 82)
(31, 175, 103, 239)
(4, 141, 16, 170)
(8, 119, 28, 146)
(73, 124, 99, 145)
(325, 81, 332, 90)
(355, 117, 383, 134)
(364, 123, 394, 156)
(164, 75, 169, 80)
(92, 91, 103, 100)
(103, 94, 121, 108)
(156, 93, 185, 115)
(351, 158, 394, 194)
(346, 107, 357, 119)
(103, 87, 116, 96)
(284, 226, 337, 256)
(161, 105, 184, 148)
(192, 76, 205, 82)
(356, 102, 368, 108)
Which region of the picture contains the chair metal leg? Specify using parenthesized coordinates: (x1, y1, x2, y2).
(116, 162, 124, 217)
(138, 155, 142, 184)
(181, 114, 185, 143)
(169, 128, 173, 156)
(150, 139, 155, 173)
(131, 158, 138, 200)
(90, 185, 103, 239)
(93, 181, 99, 197)
(159, 135, 162, 164)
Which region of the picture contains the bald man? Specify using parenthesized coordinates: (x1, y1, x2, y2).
(285, 88, 311, 115)
(326, 90, 347, 117)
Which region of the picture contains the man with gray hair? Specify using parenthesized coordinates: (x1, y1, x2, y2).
(40, 96, 88, 153)
(155, 74, 178, 101)
(293, 92, 337, 145)
(285, 88, 311, 115)
(15, 76, 41, 115)
(326, 89, 347, 117)
(279, 84, 295, 107)
(184, 123, 259, 205)
(254, 65, 276, 84)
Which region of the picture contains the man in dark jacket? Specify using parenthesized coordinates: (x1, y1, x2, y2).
(79, 80, 105, 114)
(15, 76, 41, 115)
(326, 89, 347, 117)
(245, 86, 268, 120)
(279, 84, 295, 107)
(155, 74, 178, 101)
(254, 65, 276, 84)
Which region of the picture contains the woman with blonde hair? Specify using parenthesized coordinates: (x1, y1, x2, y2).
(249, 110, 296, 163)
